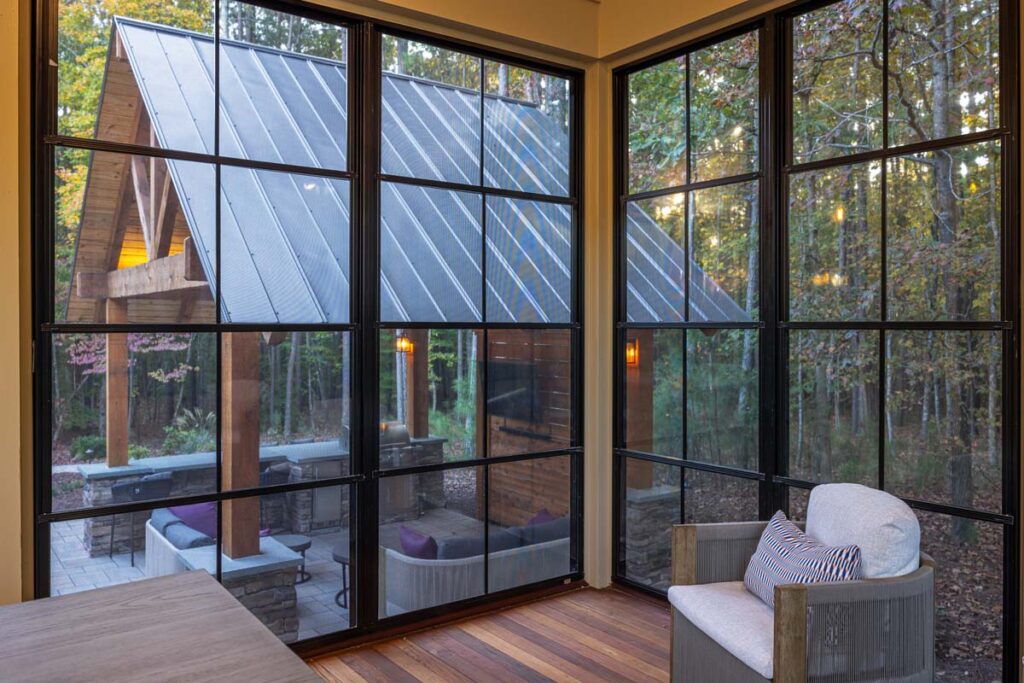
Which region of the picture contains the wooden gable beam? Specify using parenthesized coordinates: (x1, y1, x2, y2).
(129, 155, 154, 258)
(151, 159, 179, 259)
(78, 236, 206, 300)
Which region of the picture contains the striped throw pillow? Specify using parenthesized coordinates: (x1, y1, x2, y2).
(744, 511, 862, 608)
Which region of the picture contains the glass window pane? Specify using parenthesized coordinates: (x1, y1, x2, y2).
(219, 1, 347, 170)
(220, 331, 351, 489)
(488, 329, 572, 456)
(788, 330, 879, 486)
(787, 486, 811, 521)
(792, 0, 883, 163)
(220, 486, 352, 643)
(488, 455, 572, 592)
(486, 197, 572, 323)
(220, 167, 350, 323)
(788, 160, 882, 321)
(624, 329, 683, 458)
(381, 35, 480, 184)
(627, 57, 686, 194)
(380, 183, 482, 323)
(888, 0, 999, 146)
(55, 148, 216, 324)
(49, 508, 216, 596)
(687, 329, 758, 470)
(918, 510, 1003, 680)
(621, 458, 679, 590)
(885, 331, 1001, 513)
(379, 467, 485, 617)
(887, 140, 1001, 321)
(625, 194, 686, 323)
(689, 180, 758, 322)
(57, 4, 214, 151)
(50, 333, 216, 514)
(684, 470, 759, 524)
(485, 62, 570, 197)
(378, 328, 483, 466)
(690, 31, 759, 181)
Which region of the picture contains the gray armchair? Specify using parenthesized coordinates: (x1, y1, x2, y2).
(668, 484, 935, 683)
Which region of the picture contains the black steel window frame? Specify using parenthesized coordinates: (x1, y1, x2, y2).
(611, 1, 1020, 680)
(31, 0, 584, 653)
(357, 23, 584, 642)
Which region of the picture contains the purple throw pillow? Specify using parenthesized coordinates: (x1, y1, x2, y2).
(399, 525, 438, 559)
(529, 508, 558, 526)
(168, 502, 218, 539)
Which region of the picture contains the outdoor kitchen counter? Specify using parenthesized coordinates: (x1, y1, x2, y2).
(0, 571, 321, 683)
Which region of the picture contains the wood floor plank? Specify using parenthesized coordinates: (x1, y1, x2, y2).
(376, 639, 473, 683)
(459, 619, 584, 683)
(311, 656, 367, 682)
(539, 595, 670, 652)
(530, 600, 669, 669)
(499, 607, 657, 683)
(308, 588, 670, 683)
(446, 626, 555, 683)
(476, 614, 623, 683)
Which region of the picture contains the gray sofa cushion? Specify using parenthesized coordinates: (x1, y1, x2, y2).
(164, 522, 214, 550)
(512, 516, 570, 546)
(436, 529, 521, 560)
(807, 483, 920, 578)
(149, 508, 183, 536)
(668, 581, 775, 679)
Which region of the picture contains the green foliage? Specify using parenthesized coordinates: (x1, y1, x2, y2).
(70, 434, 106, 462)
(162, 408, 216, 454)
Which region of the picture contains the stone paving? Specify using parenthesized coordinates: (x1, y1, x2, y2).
(50, 520, 353, 641)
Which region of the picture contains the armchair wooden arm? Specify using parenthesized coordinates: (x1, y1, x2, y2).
(671, 521, 772, 586)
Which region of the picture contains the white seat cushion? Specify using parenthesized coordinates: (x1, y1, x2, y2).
(806, 483, 920, 578)
(668, 581, 774, 679)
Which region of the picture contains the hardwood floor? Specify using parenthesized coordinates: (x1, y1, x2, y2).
(308, 587, 671, 682)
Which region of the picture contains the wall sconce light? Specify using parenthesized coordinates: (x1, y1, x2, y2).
(396, 334, 414, 354)
(625, 338, 639, 366)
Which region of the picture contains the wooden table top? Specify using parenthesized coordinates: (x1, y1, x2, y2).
(0, 571, 322, 683)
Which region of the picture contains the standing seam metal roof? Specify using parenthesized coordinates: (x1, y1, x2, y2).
(113, 17, 748, 324)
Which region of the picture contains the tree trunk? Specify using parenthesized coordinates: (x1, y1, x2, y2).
(284, 332, 300, 438)
(341, 333, 351, 441)
(306, 333, 315, 434)
(269, 345, 277, 433)
(497, 64, 508, 97)
(396, 39, 408, 75)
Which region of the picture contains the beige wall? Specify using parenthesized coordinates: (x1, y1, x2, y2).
(0, 0, 30, 606)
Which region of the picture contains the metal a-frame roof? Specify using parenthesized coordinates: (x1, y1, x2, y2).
(105, 17, 748, 324)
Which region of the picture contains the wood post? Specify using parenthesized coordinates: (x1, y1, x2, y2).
(774, 584, 808, 682)
(404, 329, 429, 439)
(670, 524, 697, 586)
(222, 332, 261, 559)
(476, 330, 487, 457)
(105, 298, 129, 467)
(625, 329, 655, 489)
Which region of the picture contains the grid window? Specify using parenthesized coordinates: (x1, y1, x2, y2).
(618, 28, 763, 553)
(40, 1, 581, 647)
(615, 1, 1015, 678)
(375, 33, 580, 619)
